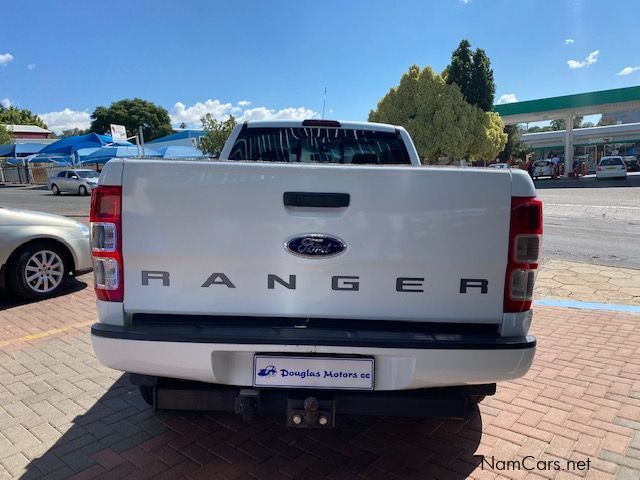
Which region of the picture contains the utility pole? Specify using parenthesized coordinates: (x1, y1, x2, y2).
(138, 126, 146, 157)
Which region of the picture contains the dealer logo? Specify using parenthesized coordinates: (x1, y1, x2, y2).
(257, 365, 277, 377)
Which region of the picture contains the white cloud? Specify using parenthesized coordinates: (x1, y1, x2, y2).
(567, 60, 585, 69)
(27, 63, 36, 70)
(39, 108, 91, 133)
(585, 50, 599, 64)
(564, 38, 574, 45)
(460, 0, 471, 4)
(169, 99, 318, 127)
(169, 99, 240, 127)
(497, 93, 518, 104)
(240, 106, 317, 122)
(1, 97, 12, 108)
(567, 49, 599, 69)
(0, 53, 14, 66)
(616, 66, 640, 76)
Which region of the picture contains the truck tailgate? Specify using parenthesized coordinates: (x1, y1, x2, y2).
(121, 160, 511, 323)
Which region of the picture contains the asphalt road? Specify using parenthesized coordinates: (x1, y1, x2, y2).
(2, 173, 639, 268)
(536, 173, 640, 269)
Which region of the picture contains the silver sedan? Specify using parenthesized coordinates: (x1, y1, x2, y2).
(47, 169, 100, 196)
(0, 208, 92, 300)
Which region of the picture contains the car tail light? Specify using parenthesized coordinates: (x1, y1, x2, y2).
(90, 185, 123, 302)
(597, 167, 602, 171)
(504, 197, 542, 312)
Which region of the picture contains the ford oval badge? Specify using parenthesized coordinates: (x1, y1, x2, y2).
(286, 234, 346, 258)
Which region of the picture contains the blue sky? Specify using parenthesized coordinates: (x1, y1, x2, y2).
(1, 0, 639, 132)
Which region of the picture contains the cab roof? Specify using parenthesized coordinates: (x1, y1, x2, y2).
(244, 119, 398, 133)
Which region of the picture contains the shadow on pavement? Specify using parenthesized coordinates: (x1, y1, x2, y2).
(534, 173, 639, 189)
(0, 277, 88, 312)
(22, 374, 484, 479)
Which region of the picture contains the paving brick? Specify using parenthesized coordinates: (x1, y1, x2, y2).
(3, 282, 640, 479)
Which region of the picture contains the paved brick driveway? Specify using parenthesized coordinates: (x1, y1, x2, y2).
(1, 279, 639, 479)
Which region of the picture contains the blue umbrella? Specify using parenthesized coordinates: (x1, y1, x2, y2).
(0, 143, 46, 157)
(85, 145, 161, 160)
(39, 133, 133, 156)
(157, 145, 205, 158)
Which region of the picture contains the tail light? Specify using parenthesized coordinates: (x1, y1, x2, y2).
(597, 167, 602, 171)
(504, 197, 543, 312)
(90, 186, 123, 302)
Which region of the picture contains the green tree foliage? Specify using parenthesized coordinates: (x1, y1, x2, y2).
(0, 106, 47, 129)
(597, 116, 615, 127)
(0, 124, 12, 144)
(550, 116, 583, 130)
(89, 98, 173, 141)
(60, 128, 90, 138)
(199, 115, 237, 157)
(444, 40, 495, 112)
(368, 65, 506, 163)
(499, 125, 528, 162)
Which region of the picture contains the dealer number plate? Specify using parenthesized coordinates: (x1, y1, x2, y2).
(253, 355, 374, 390)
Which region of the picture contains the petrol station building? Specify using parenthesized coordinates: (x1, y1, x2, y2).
(494, 86, 640, 176)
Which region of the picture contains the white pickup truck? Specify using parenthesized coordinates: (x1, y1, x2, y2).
(90, 119, 541, 427)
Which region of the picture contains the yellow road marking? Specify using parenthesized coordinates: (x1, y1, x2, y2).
(0, 321, 93, 347)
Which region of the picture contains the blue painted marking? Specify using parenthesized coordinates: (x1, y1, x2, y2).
(534, 298, 640, 314)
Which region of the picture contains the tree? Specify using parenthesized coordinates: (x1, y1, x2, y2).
(443, 40, 473, 101)
(368, 65, 506, 163)
(550, 116, 583, 130)
(199, 115, 237, 157)
(597, 116, 615, 127)
(444, 40, 495, 112)
(0, 105, 47, 129)
(89, 98, 173, 141)
(499, 125, 528, 162)
(0, 124, 12, 145)
(60, 128, 90, 138)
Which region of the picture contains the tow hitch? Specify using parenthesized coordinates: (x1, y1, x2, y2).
(287, 396, 335, 428)
(129, 375, 495, 428)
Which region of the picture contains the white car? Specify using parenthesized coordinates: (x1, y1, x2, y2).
(48, 169, 100, 196)
(89, 120, 540, 427)
(0, 208, 92, 300)
(532, 160, 553, 179)
(596, 156, 627, 180)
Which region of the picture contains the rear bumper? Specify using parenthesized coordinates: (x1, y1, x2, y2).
(91, 320, 536, 390)
(596, 170, 627, 178)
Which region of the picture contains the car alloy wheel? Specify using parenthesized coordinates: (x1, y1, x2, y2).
(52, 184, 60, 195)
(24, 250, 65, 294)
(79, 185, 88, 196)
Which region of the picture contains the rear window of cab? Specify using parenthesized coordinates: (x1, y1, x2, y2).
(599, 157, 623, 166)
(228, 127, 411, 165)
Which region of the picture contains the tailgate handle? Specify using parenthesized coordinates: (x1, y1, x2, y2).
(283, 192, 350, 208)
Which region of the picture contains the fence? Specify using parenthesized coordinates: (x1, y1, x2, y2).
(0, 162, 92, 185)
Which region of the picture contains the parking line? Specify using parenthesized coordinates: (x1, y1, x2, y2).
(545, 203, 640, 210)
(0, 320, 93, 347)
(534, 298, 640, 314)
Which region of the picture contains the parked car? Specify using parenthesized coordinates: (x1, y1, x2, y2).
(48, 169, 100, 196)
(0, 208, 92, 300)
(596, 156, 628, 180)
(622, 156, 639, 172)
(532, 160, 553, 179)
(90, 119, 540, 427)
